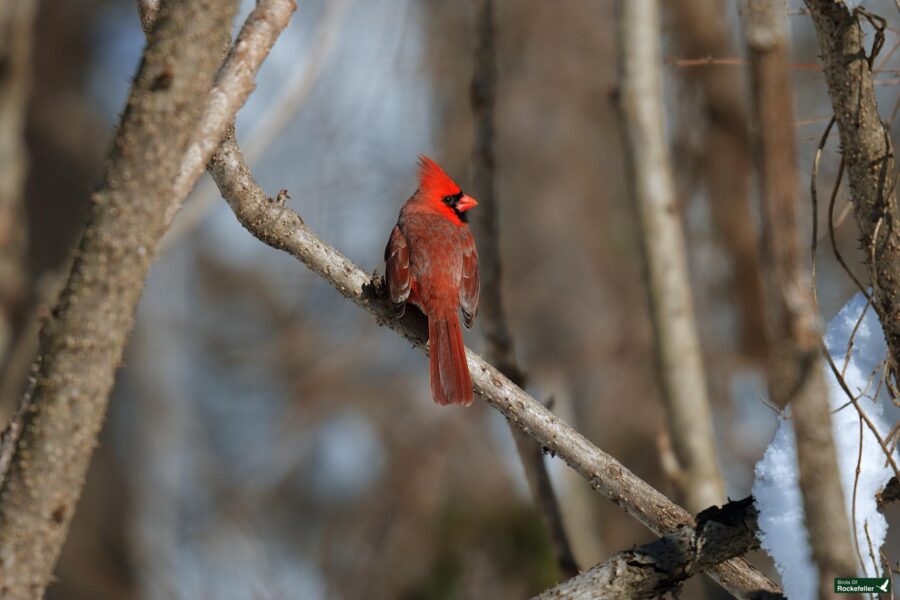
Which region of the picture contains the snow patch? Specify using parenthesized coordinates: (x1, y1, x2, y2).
(753, 293, 896, 599)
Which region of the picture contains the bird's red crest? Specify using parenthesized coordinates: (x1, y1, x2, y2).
(417, 155, 461, 199)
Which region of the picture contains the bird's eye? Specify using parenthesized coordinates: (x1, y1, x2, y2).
(442, 195, 454, 205)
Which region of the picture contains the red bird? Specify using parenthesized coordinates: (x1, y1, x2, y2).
(385, 156, 480, 406)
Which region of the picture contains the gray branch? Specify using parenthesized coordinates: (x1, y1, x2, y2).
(539, 478, 898, 599)
(205, 130, 781, 600)
(0, 0, 295, 596)
(538, 496, 764, 600)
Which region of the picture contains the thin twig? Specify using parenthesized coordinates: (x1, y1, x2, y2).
(852, 417, 866, 578)
(826, 161, 870, 299)
(821, 348, 900, 483)
(881, 549, 895, 600)
(864, 521, 879, 588)
(842, 301, 872, 378)
(804, 0, 900, 386)
(666, 56, 822, 70)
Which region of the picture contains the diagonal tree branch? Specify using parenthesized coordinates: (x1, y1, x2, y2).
(0, 1, 295, 597)
(205, 128, 782, 599)
(538, 496, 764, 600)
(538, 477, 898, 599)
(469, 0, 578, 578)
(167, 0, 296, 229)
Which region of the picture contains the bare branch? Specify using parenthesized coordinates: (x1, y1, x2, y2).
(0, 0, 295, 596)
(803, 2, 900, 380)
(468, 0, 578, 578)
(743, 0, 859, 593)
(539, 477, 898, 599)
(167, 0, 296, 228)
(538, 496, 765, 600)
(617, 0, 725, 513)
(205, 128, 781, 599)
(161, 0, 352, 251)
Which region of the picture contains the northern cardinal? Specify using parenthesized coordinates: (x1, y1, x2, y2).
(384, 156, 480, 406)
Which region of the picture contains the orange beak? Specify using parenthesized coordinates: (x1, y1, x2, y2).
(457, 194, 479, 212)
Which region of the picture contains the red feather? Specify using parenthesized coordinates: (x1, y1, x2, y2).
(385, 157, 480, 406)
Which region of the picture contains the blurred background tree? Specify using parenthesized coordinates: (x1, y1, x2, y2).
(0, 0, 898, 598)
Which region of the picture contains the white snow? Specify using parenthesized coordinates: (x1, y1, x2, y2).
(753, 293, 897, 600)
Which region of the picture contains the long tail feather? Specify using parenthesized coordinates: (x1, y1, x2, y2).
(427, 305, 473, 406)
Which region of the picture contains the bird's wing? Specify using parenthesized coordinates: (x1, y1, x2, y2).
(459, 232, 479, 328)
(384, 225, 411, 314)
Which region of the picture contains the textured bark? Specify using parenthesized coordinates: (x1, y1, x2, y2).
(136, 0, 160, 35)
(0, 0, 235, 592)
(137, 0, 296, 234)
(667, 0, 767, 361)
(617, 0, 725, 513)
(538, 497, 769, 600)
(469, 0, 578, 578)
(0, 0, 300, 595)
(744, 1, 860, 596)
(165, 1, 296, 230)
(538, 477, 898, 599)
(802, 2, 900, 377)
(207, 131, 781, 599)
(0, 0, 38, 367)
